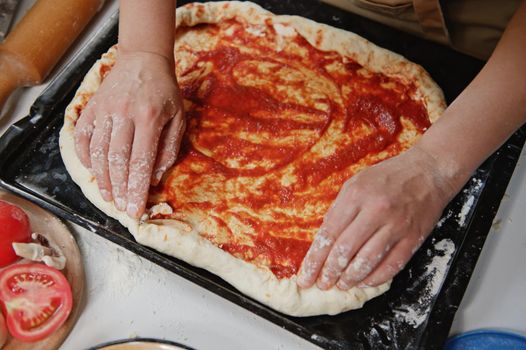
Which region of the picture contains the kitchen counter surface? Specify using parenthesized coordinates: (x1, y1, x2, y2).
(0, 1, 524, 349)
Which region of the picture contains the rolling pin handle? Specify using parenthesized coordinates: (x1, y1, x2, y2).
(0, 0, 105, 115)
(0, 67, 19, 115)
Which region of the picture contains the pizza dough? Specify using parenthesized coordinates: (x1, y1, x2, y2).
(59, 1, 445, 316)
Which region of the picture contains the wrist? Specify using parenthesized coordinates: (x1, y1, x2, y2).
(118, 45, 175, 66)
(118, 0, 176, 66)
(409, 143, 472, 202)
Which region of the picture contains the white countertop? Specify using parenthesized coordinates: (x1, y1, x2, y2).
(1, 1, 525, 349)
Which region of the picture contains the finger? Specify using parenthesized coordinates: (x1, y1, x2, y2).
(296, 226, 341, 288)
(335, 227, 397, 290)
(126, 126, 161, 218)
(152, 113, 185, 186)
(356, 238, 415, 288)
(297, 207, 359, 289)
(316, 210, 381, 290)
(74, 106, 96, 169)
(296, 181, 361, 288)
(108, 117, 134, 211)
(322, 180, 359, 227)
(90, 115, 113, 201)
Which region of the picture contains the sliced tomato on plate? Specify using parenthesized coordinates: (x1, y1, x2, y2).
(0, 263, 72, 342)
(0, 200, 31, 267)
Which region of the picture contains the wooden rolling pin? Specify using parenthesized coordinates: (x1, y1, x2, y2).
(0, 0, 105, 111)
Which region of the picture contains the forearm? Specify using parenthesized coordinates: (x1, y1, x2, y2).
(417, 0, 526, 193)
(118, 0, 176, 61)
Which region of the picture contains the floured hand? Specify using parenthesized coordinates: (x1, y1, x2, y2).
(297, 145, 456, 290)
(74, 50, 185, 218)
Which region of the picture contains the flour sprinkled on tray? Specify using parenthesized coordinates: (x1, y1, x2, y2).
(394, 238, 455, 328)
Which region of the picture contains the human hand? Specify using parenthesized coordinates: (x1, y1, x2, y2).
(74, 50, 185, 218)
(297, 145, 456, 290)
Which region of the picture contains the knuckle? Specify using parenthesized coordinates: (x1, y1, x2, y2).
(127, 175, 144, 193)
(130, 155, 154, 174)
(93, 116, 112, 134)
(342, 181, 358, 197)
(394, 258, 407, 272)
(138, 104, 161, 120)
(114, 98, 131, 113)
(111, 182, 125, 198)
(372, 248, 386, 264)
(363, 273, 384, 287)
(303, 250, 321, 268)
(299, 258, 321, 282)
(383, 223, 403, 239)
(321, 265, 337, 280)
(108, 149, 129, 170)
(94, 165, 108, 184)
(384, 263, 400, 277)
(338, 272, 353, 287)
(318, 222, 336, 236)
(92, 166, 106, 182)
(360, 245, 383, 264)
(126, 191, 145, 208)
(111, 115, 129, 131)
(372, 195, 395, 212)
(318, 271, 338, 287)
(323, 251, 341, 272)
(90, 145, 106, 164)
(311, 227, 336, 251)
(349, 256, 374, 280)
(142, 120, 164, 137)
(127, 167, 151, 193)
(329, 247, 351, 270)
(126, 189, 139, 202)
(75, 122, 94, 140)
(97, 173, 110, 187)
(80, 105, 95, 120)
(319, 220, 345, 238)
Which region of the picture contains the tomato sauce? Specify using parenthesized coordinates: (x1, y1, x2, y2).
(139, 20, 431, 279)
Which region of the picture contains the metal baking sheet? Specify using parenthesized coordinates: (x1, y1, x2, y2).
(0, 1, 523, 349)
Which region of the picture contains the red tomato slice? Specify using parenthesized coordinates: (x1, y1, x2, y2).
(0, 263, 72, 342)
(0, 200, 31, 267)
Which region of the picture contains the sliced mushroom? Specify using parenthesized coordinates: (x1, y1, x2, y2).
(12, 232, 66, 270)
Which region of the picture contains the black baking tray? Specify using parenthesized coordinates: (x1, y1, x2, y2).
(0, 1, 523, 349)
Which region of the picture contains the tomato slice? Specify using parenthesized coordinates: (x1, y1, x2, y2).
(0, 200, 31, 267)
(0, 263, 72, 342)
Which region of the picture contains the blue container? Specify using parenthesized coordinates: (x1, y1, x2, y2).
(445, 329, 526, 350)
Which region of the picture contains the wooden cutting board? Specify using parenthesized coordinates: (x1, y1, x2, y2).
(0, 189, 85, 349)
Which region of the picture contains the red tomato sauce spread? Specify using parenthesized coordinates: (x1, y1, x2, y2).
(95, 19, 431, 279)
